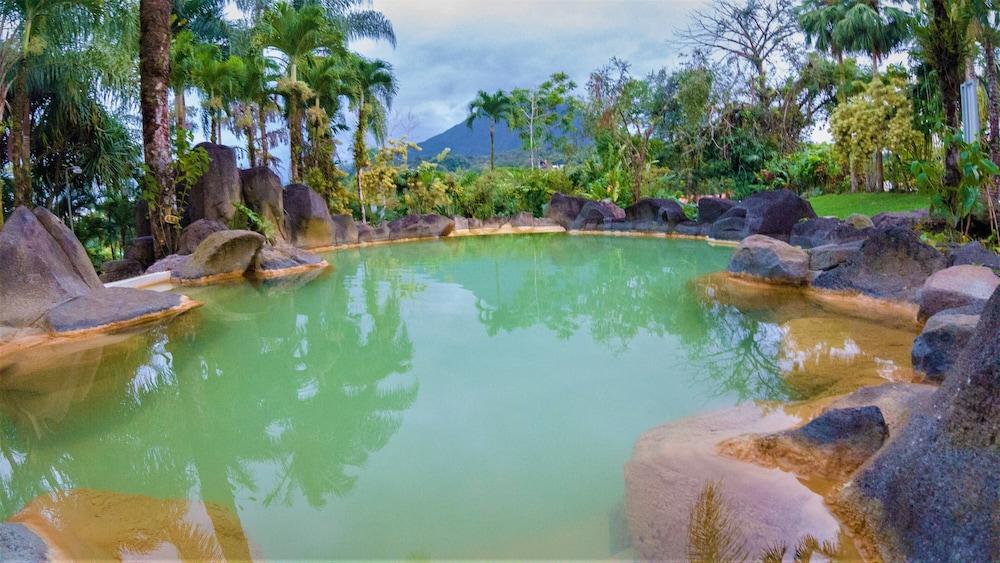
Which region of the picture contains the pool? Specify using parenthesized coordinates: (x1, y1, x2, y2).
(0, 234, 914, 559)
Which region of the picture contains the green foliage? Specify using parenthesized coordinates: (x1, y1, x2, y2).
(140, 128, 209, 230)
(914, 132, 999, 234)
(231, 201, 277, 243)
(457, 168, 577, 219)
(760, 144, 846, 195)
(686, 481, 748, 563)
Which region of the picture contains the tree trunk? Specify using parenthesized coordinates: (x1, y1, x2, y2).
(259, 100, 269, 168)
(873, 151, 884, 192)
(140, 0, 176, 258)
(245, 121, 257, 168)
(985, 36, 999, 166)
(489, 122, 495, 171)
(174, 85, 186, 132)
(288, 94, 302, 182)
(11, 68, 31, 208)
(355, 101, 367, 223)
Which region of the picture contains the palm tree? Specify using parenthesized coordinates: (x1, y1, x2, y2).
(348, 55, 396, 223)
(189, 45, 245, 143)
(170, 0, 228, 133)
(139, 0, 178, 257)
(256, 1, 342, 182)
(465, 90, 514, 171)
(831, 0, 912, 191)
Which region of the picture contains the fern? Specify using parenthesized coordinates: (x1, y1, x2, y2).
(687, 481, 749, 563)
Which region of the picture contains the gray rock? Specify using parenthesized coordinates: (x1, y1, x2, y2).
(917, 265, 1000, 321)
(176, 229, 265, 280)
(845, 213, 875, 230)
(46, 287, 183, 332)
(283, 183, 335, 249)
(625, 198, 686, 224)
(146, 253, 190, 275)
(709, 215, 748, 240)
(813, 227, 947, 302)
(947, 240, 1000, 269)
(0, 207, 94, 329)
(186, 142, 243, 225)
(842, 285, 1000, 562)
(177, 219, 227, 255)
(569, 200, 626, 230)
(240, 166, 287, 242)
(99, 259, 145, 283)
(912, 310, 980, 381)
(728, 235, 809, 284)
(509, 211, 536, 227)
(738, 188, 817, 237)
(674, 221, 711, 236)
(253, 244, 324, 272)
(545, 192, 589, 228)
(33, 207, 103, 289)
(808, 240, 863, 271)
(872, 209, 928, 230)
(331, 214, 359, 245)
(696, 196, 735, 224)
(0, 523, 48, 562)
(358, 223, 390, 243)
(387, 214, 455, 240)
(123, 236, 155, 268)
(452, 216, 470, 231)
(789, 217, 870, 249)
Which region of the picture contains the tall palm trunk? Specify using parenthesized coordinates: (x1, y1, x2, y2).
(354, 98, 368, 223)
(981, 36, 999, 237)
(258, 100, 269, 168)
(140, 0, 176, 258)
(489, 121, 495, 171)
(871, 52, 883, 192)
(174, 85, 186, 132)
(11, 67, 31, 208)
(244, 120, 257, 168)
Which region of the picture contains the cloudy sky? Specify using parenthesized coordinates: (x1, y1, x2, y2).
(350, 0, 709, 142)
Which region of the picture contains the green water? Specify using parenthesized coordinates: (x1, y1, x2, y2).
(0, 234, 795, 559)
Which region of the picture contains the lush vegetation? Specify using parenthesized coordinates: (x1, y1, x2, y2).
(1, 0, 1000, 263)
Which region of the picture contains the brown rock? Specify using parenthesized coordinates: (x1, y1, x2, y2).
(176, 230, 265, 280)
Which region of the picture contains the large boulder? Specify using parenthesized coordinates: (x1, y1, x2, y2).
(674, 221, 711, 237)
(808, 240, 863, 271)
(813, 227, 947, 302)
(357, 222, 390, 243)
(176, 230, 265, 281)
(123, 236, 155, 269)
(789, 217, 870, 249)
(697, 197, 735, 224)
(947, 240, 1000, 269)
(45, 287, 182, 332)
(917, 265, 1000, 321)
(283, 183, 335, 249)
(99, 259, 145, 283)
(331, 214, 359, 245)
(625, 198, 686, 224)
(872, 209, 928, 230)
(177, 219, 227, 255)
(911, 308, 980, 381)
(721, 406, 888, 482)
(387, 214, 455, 240)
(146, 253, 190, 275)
(0, 207, 96, 329)
(570, 200, 626, 230)
(708, 215, 747, 241)
(840, 286, 1000, 562)
(33, 207, 103, 289)
(186, 142, 243, 225)
(239, 167, 287, 243)
(252, 244, 325, 273)
(545, 192, 589, 228)
(738, 188, 817, 238)
(728, 235, 809, 285)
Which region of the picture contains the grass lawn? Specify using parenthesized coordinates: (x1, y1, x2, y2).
(807, 192, 931, 219)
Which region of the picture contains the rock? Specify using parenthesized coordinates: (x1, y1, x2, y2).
(739, 188, 817, 237)
(358, 223, 390, 243)
(674, 221, 711, 237)
(721, 406, 889, 482)
(911, 310, 980, 381)
(625, 198, 686, 224)
(728, 235, 809, 285)
(252, 244, 324, 272)
(0, 523, 47, 562)
(570, 200, 626, 230)
(917, 265, 1000, 321)
(872, 209, 928, 230)
(708, 215, 747, 240)
(283, 183, 335, 249)
(545, 192, 589, 228)
(176, 230, 265, 281)
(840, 286, 1000, 562)
(330, 214, 359, 245)
(808, 240, 863, 271)
(176, 219, 227, 256)
(45, 287, 183, 332)
(33, 207, 103, 289)
(813, 227, 948, 302)
(387, 214, 455, 240)
(239, 167, 287, 242)
(827, 382, 937, 435)
(99, 259, 145, 283)
(789, 217, 870, 249)
(186, 142, 243, 225)
(509, 211, 536, 227)
(947, 240, 1000, 269)
(453, 216, 470, 231)
(697, 197, 735, 224)
(845, 213, 875, 230)
(0, 208, 95, 329)
(146, 254, 190, 275)
(123, 236, 155, 268)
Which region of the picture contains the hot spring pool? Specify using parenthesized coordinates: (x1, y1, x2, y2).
(0, 234, 916, 559)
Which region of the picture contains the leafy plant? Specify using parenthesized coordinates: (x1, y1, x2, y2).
(231, 201, 276, 243)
